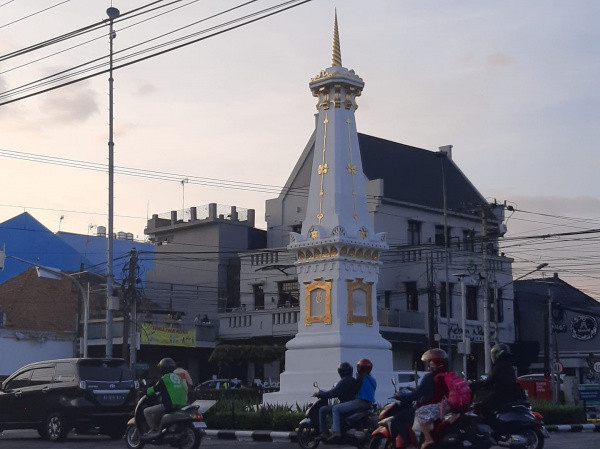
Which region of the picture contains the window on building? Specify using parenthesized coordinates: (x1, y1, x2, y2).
(278, 280, 299, 307)
(407, 221, 421, 245)
(253, 284, 265, 310)
(435, 225, 452, 247)
(384, 290, 391, 309)
(291, 224, 302, 234)
(489, 287, 504, 323)
(463, 230, 475, 252)
(439, 282, 454, 318)
(405, 282, 419, 311)
(466, 285, 478, 320)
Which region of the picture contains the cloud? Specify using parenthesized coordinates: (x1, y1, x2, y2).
(133, 84, 157, 96)
(485, 52, 512, 70)
(40, 84, 99, 123)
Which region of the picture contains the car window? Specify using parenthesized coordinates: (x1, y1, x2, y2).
(78, 360, 134, 382)
(5, 370, 33, 390)
(30, 367, 55, 386)
(54, 362, 76, 383)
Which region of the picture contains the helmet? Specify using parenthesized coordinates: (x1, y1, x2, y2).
(158, 357, 176, 375)
(338, 361, 353, 378)
(356, 358, 373, 375)
(491, 343, 511, 364)
(421, 348, 448, 373)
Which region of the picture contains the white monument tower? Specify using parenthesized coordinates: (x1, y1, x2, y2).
(263, 13, 395, 406)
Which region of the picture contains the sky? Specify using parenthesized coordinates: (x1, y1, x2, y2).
(0, 1, 599, 296)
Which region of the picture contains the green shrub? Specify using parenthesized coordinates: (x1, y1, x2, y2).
(202, 399, 304, 430)
(529, 400, 587, 425)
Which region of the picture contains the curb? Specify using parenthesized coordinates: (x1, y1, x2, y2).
(204, 430, 297, 442)
(545, 423, 600, 432)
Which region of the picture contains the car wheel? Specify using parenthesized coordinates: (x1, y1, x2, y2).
(41, 411, 69, 441)
(125, 424, 145, 449)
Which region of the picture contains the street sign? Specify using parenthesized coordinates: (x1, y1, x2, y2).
(578, 384, 600, 403)
(593, 361, 600, 373)
(552, 361, 564, 374)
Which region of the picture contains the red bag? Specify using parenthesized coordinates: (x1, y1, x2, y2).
(441, 372, 471, 409)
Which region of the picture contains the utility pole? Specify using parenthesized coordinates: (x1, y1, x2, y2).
(438, 150, 452, 369)
(481, 206, 491, 375)
(426, 255, 435, 348)
(122, 248, 138, 368)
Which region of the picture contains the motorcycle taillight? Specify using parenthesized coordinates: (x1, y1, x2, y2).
(533, 412, 543, 420)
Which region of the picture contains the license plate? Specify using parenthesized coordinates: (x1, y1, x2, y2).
(102, 394, 125, 401)
(193, 421, 207, 429)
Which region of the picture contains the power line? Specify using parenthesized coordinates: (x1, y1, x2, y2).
(0, 0, 313, 105)
(0, 0, 70, 30)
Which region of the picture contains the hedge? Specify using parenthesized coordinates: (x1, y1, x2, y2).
(529, 400, 587, 425)
(202, 398, 305, 430)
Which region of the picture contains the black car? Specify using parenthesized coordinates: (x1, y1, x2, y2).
(0, 358, 137, 441)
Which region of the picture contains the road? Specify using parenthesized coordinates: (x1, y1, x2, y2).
(0, 429, 598, 448)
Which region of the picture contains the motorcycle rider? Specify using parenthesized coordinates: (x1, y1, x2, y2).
(471, 343, 526, 418)
(314, 361, 358, 440)
(329, 358, 376, 441)
(398, 348, 450, 449)
(144, 357, 188, 438)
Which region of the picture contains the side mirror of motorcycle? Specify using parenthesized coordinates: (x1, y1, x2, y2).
(313, 381, 319, 388)
(391, 378, 397, 386)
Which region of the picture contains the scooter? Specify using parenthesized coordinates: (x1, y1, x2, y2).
(369, 382, 419, 449)
(124, 393, 215, 449)
(296, 382, 378, 449)
(473, 401, 549, 449)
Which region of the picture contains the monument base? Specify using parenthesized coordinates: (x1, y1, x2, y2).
(263, 329, 396, 407)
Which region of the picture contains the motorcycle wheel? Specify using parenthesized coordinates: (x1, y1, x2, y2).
(357, 421, 378, 449)
(125, 424, 145, 449)
(297, 422, 320, 449)
(368, 433, 393, 449)
(518, 428, 544, 449)
(179, 423, 201, 449)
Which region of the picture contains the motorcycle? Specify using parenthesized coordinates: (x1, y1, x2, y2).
(369, 383, 419, 449)
(124, 393, 215, 449)
(297, 382, 378, 449)
(473, 401, 549, 449)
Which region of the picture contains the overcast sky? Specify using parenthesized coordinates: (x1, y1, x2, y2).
(1, 1, 599, 296)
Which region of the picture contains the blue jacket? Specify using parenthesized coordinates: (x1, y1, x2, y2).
(356, 374, 376, 403)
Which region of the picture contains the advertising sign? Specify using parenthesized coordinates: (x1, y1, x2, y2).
(140, 323, 196, 347)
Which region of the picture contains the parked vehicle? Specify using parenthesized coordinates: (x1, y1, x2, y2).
(473, 401, 549, 449)
(0, 358, 137, 441)
(195, 378, 243, 390)
(124, 394, 215, 449)
(296, 382, 378, 449)
(393, 371, 428, 389)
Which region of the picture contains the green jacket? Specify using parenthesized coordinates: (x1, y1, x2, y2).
(147, 372, 187, 410)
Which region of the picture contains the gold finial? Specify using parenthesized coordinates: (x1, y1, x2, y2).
(331, 10, 342, 67)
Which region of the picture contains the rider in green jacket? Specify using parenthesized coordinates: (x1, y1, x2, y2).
(144, 358, 187, 436)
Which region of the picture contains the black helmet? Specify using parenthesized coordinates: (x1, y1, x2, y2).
(158, 357, 176, 375)
(357, 358, 373, 375)
(338, 362, 353, 378)
(491, 343, 511, 364)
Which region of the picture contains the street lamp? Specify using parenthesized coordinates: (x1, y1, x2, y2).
(453, 273, 469, 379)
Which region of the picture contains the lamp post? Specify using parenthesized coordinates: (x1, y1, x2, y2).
(105, 5, 120, 358)
(454, 273, 469, 379)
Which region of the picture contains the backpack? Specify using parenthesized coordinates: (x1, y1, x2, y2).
(441, 371, 471, 409)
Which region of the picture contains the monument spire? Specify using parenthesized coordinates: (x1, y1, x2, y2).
(332, 10, 342, 67)
(263, 11, 395, 407)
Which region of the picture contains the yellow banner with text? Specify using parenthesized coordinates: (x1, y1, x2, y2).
(140, 323, 196, 347)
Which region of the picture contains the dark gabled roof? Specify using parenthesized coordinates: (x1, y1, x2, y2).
(515, 275, 600, 310)
(357, 134, 486, 214)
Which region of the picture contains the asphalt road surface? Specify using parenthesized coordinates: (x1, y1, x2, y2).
(0, 429, 598, 449)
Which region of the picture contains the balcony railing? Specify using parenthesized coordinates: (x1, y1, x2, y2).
(218, 307, 300, 339)
(377, 309, 425, 329)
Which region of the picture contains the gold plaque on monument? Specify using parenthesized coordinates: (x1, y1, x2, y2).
(304, 278, 332, 325)
(346, 278, 373, 326)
